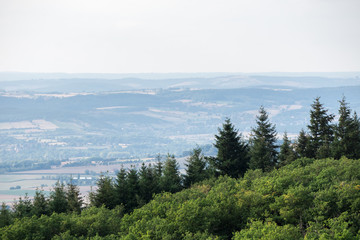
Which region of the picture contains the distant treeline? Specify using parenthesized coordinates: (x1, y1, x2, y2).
(0, 160, 61, 174)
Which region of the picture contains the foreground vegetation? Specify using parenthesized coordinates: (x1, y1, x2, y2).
(1, 157, 360, 239)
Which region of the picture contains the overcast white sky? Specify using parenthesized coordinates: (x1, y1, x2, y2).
(0, 0, 359, 73)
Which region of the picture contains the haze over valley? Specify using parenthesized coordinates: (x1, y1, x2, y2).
(1, 72, 359, 163)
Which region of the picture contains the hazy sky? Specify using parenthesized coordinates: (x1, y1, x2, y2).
(0, 0, 359, 73)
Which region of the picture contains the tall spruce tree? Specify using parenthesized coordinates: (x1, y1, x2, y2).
(183, 147, 208, 188)
(332, 97, 360, 159)
(160, 154, 182, 193)
(212, 118, 249, 178)
(278, 132, 296, 167)
(308, 97, 334, 158)
(249, 106, 278, 171)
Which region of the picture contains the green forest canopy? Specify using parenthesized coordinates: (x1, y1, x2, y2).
(1, 157, 360, 239)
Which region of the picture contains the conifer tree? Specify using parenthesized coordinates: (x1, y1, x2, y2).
(295, 129, 312, 158)
(125, 167, 140, 211)
(13, 194, 33, 218)
(115, 167, 127, 207)
(353, 112, 360, 158)
(49, 181, 69, 213)
(89, 174, 116, 209)
(153, 154, 163, 193)
(66, 180, 83, 214)
(0, 203, 12, 228)
(138, 163, 157, 205)
(249, 106, 278, 171)
(154, 154, 163, 180)
(307, 97, 334, 158)
(212, 118, 249, 178)
(160, 154, 182, 193)
(332, 97, 360, 159)
(184, 147, 208, 188)
(31, 189, 49, 217)
(278, 132, 296, 167)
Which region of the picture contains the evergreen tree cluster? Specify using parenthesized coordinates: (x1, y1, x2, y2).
(89, 151, 212, 213)
(89, 154, 184, 213)
(212, 97, 360, 178)
(296, 97, 360, 160)
(0, 181, 83, 227)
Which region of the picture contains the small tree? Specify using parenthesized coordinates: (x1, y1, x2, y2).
(278, 132, 296, 167)
(153, 154, 163, 194)
(295, 129, 312, 158)
(115, 167, 127, 207)
(249, 106, 278, 171)
(353, 112, 360, 159)
(13, 194, 33, 218)
(66, 180, 83, 214)
(32, 188, 49, 217)
(138, 163, 157, 206)
(125, 167, 140, 212)
(0, 203, 12, 228)
(49, 181, 69, 213)
(89, 174, 116, 209)
(183, 147, 208, 188)
(212, 118, 249, 178)
(160, 154, 182, 193)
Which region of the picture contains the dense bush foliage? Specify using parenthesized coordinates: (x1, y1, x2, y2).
(1, 157, 360, 239)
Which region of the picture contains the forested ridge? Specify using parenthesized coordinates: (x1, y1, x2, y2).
(1, 97, 360, 239)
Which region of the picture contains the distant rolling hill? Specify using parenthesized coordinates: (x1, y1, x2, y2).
(0, 78, 359, 162)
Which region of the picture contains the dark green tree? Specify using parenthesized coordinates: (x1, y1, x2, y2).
(295, 129, 312, 158)
(138, 163, 157, 206)
(125, 167, 140, 212)
(66, 180, 83, 214)
(0, 203, 12, 228)
(212, 118, 249, 178)
(49, 181, 69, 213)
(183, 147, 208, 188)
(153, 154, 163, 193)
(13, 194, 33, 218)
(249, 106, 278, 171)
(278, 132, 296, 167)
(307, 97, 334, 158)
(332, 97, 360, 159)
(89, 174, 116, 209)
(115, 167, 127, 207)
(160, 154, 182, 193)
(353, 112, 360, 158)
(31, 189, 49, 217)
